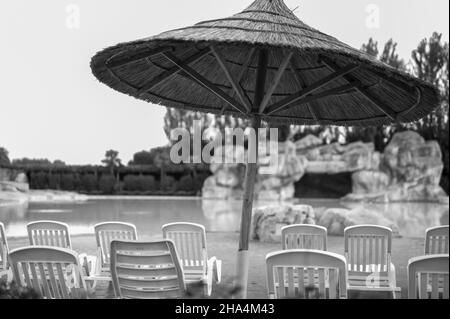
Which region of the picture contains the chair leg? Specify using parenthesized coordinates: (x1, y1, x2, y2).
(390, 263, 398, 299)
(206, 269, 213, 297)
(215, 260, 222, 284)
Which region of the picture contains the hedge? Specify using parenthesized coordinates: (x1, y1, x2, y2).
(18, 166, 211, 196)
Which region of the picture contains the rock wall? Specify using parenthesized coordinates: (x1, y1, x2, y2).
(202, 131, 448, 203)
(344, 131, 447, 203)
(202, 141, 306, 201)
(252, 205, 316, 243)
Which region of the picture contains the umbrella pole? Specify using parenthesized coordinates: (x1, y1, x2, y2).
(234, 116, 261, 299)
(234, 49, 268, 299)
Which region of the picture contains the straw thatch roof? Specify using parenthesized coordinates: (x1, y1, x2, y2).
(91, 0, 439, 126)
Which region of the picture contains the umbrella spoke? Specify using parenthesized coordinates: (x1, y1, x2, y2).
(236, 48, 257, 85)
(265, 63, 359, 115)
(106, 47, 172, 69)
(320, 56, 398, 121)
(138, 48, 212, 95)
(211, 46, 253, 113)
(269, 82, 363, 116)
(289, 59, 320, 121)
(162, 52, 248, 115)
(258, 51, 293, 113)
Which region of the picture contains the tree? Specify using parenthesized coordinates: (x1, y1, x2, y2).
(361, 38, 379, 58)
(129, 151, 155, 166)
(380, 39, 407, 71)
(164, 108, 249, 144)
(101, 150, 122, 173)
(410, 33, 449, 140)
(0, 147, 10, 165)
(11, 158, 52, 166)
(101, 150, 122, 190)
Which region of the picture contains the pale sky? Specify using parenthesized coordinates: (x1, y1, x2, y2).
(0, 0, 448, 165)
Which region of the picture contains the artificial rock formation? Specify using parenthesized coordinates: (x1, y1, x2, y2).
(202, 141, 306, 200)
(344, 131, 447, 203)
(252, 205, 316, 243)
(202, 131, 447, 203)
(316, 207, 400, 237)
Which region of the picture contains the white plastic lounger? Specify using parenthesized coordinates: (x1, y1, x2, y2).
(266, 249, 347, 299)
(408, 254, 449, 299)
(27, 221, 72, 249)
(9, 246, 88, 299)
(344, 225, 400, 298)
(281, 224, 327, 250)
(110, 240, 185, 299)
(0, 222, 12, 282)
(82, 222, 138, 289)
(162, 222, 221, 296)
(425, 226, 449, 254)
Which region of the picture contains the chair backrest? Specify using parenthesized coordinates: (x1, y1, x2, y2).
(0, 222, 9, 270)
(281, 225, 327, 250)
(162, 223, 207, 271)
(9, 246, 87, 299)
(425, 226, 449, 254)
(344, 225, 392, 274)
(408, 254, 449, 299)
(110, 240, 185, 299)
(266, 250, 347, 299)
(27, 221, 72, 249)
(94, 222, 137, 269)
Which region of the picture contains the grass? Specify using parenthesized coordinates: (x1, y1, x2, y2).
(7, 233, 424, 299)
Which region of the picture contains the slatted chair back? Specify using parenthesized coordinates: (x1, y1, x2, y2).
(9, 246, 87, 299)
(0, 222, 9, 272)
(27, 221, 72, 249)
(110, 240, 185, 299)
(344, 225, 392, 275)
(281, 225, 327, 250)
(95, 222, 137, 270)
(266, 250, 347, 299)
(425, 226, 449, 255)
(408, 254, 449, 299)
(162, 223, 207, 275)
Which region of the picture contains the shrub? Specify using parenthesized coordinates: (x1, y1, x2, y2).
(60, 174, 75, 191)
(29, 172, 48, 189)
(160, 175, 176, 192)
(98, 175, 116, 194)
(177, 175, 194, 192)
(123, 175, 157, 192)
(47, 174, 60, 190)
(0, 280, 41, 299)
(81, 174, 98, 192)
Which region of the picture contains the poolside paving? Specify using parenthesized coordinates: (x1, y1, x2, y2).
(7, 233, 424, 299)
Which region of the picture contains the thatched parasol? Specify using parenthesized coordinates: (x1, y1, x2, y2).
(91, 0, 439, 298)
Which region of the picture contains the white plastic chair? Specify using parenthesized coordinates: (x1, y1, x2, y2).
(82, 222, 138, 289)
(0, 222, 12, 282)
(110, 240, 186, 299)
(162, 222, 221, 296)
(408, 254, 449, 299)
(266, 249, 347, 299)
(425, 226, 449, 254)
(344, 225, 400, 298)
(281, 224, 327, 250)
(27, 221, 72, 249)
(9, 246, 88, 299)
